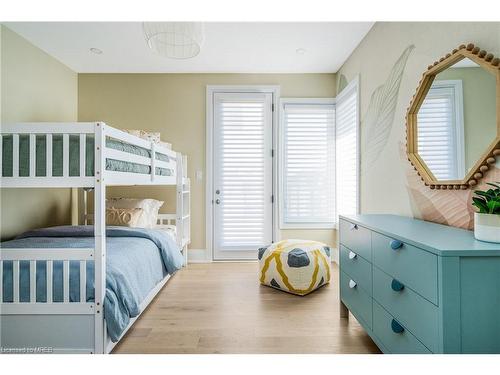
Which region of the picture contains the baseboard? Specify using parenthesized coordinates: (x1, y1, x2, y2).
(188, 248, 212, 263)
(188, 248, 337, 264)
(331, 247, 339, 265)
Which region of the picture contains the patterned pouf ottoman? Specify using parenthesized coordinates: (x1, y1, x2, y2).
(258, 239, 331, 296)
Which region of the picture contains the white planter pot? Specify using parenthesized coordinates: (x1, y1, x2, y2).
(474, 213, 500, 243)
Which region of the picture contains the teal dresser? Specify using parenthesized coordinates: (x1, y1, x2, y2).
(339, 214, 500, 354)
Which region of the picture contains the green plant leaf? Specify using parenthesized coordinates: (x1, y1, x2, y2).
(486, 182, 500, 190)
(485, 183, 500, 196)
(472, 197, 488, 213)
(474, 190, 496, 200)
(471, 183, 500, 212)
(487, 199, 500, 214)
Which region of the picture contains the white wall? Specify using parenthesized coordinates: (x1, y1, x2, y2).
(1, 26, 78, 240)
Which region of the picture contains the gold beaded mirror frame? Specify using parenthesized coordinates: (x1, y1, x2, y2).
(406, 43, 500, 190)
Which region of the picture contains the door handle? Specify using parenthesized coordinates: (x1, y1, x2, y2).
(215, 199, 221, 204)
(348, 251, 357, 260)
(348, 280, 357, 289)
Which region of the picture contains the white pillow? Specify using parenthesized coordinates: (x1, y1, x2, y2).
(123, 129, 161, 143)
(106, 198, 164, 229)
(123, 130, 171, 149)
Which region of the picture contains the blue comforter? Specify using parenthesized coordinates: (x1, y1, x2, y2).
(1, 225, 184, 342)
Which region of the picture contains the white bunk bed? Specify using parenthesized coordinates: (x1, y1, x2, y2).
(0, 122, 191, 353)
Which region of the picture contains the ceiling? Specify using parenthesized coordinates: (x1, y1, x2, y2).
(5, 22, 374, 73)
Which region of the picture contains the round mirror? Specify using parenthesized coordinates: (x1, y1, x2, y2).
(407, 44, 500, 189)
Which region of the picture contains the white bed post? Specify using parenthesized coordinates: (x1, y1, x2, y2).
(183, 155, 190, 253)
(94, 122, 107, 353)
(82, 189, 88, 225)
(151, 141, 156, 183)
(176, 152, 186, 266)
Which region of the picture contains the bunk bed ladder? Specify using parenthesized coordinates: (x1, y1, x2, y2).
(176, 152, 190, 266)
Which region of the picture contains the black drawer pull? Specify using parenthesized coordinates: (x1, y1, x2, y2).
(391, 319, 405, 334)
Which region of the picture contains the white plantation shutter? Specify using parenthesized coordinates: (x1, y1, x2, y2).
(281, 102, 335, 227)
(213, 92, 273, 252)
(335, 79, 359, 218)
(417, 80, 464, 180)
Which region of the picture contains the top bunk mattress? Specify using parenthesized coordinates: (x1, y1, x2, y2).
(1, 135, 174, 177)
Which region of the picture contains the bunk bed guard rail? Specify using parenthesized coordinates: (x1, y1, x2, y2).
(0, 122, 178, 188)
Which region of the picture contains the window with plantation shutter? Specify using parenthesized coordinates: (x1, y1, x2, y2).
(417, 80, 465, 180)
(335, 78, 359, 219)
(280, 100, 335, 228)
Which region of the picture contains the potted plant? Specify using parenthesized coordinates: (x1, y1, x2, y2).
(472, 182, 500, 243)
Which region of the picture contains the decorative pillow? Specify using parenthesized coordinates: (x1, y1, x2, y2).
(123, 129, 172, 149)
(106, 207, 144, 227)
(123, 129, 161, 143)
(158, 141, 172, 150)
(106, 198, 164, 228)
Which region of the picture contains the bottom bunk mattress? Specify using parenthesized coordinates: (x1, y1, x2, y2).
(1, 225, 184, 342)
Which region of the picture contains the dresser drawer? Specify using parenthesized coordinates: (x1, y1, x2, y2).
(373, 301, 431, 354)
(340, 245, 372, 294)
(339, 219, 372, 261)
(372, 231, 438, 305)
(373, 267, 439, 352)
(340, 271, 372, 329)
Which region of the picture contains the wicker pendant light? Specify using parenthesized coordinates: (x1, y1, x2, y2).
(143, 22, 204, 59)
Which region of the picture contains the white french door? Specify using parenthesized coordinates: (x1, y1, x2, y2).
(212, 92, 274, 260)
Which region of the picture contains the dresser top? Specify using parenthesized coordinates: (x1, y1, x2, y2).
(340, 214, 500, 256)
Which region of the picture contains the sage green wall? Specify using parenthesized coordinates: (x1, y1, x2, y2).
(336, 22, 500, 219)
(0, 26, 78, 240)
(78, 73, 337, 251)
(435, 66, 497, 172)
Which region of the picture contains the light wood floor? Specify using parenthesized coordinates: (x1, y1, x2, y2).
(113, 262, 380, 354)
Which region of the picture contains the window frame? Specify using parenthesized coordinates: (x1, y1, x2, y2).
(335, 76, 360, 227)
(279, 97, 336, 230)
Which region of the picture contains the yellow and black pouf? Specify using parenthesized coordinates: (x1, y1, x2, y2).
(258, 239, 331, 296)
